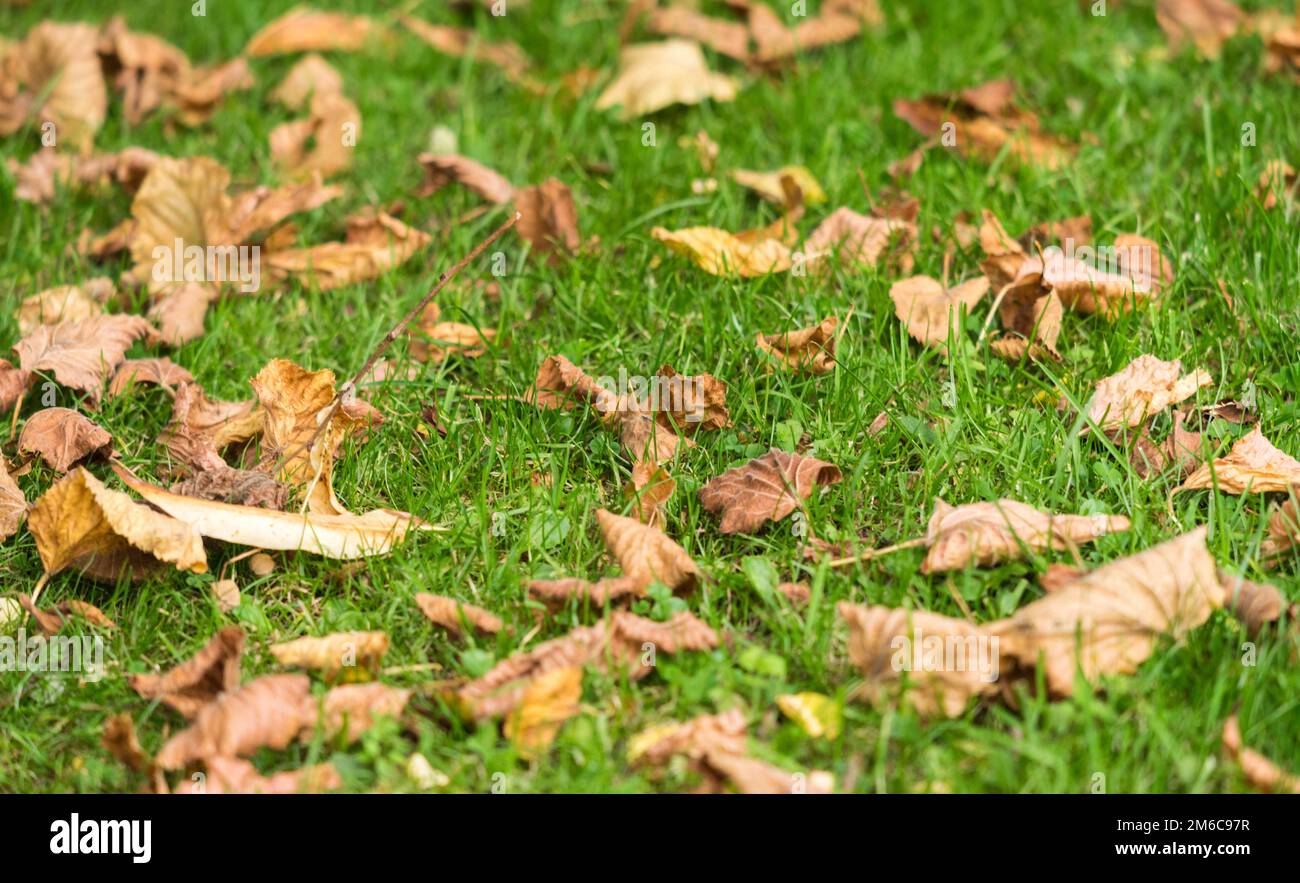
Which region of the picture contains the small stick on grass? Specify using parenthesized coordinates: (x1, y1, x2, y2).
(826, 535, 928, 569)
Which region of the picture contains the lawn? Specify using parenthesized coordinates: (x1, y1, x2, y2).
(1, 0, 1298, 794)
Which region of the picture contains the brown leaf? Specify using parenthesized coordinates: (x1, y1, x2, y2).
(1156, 0, 1245, 58)
(157, 381, 263, 473)
(270, 631, 388, 678)
(17, 408, 112, 472)
(1177, 427, 1300, 494)
(921, 498, 1131, 573)
(989, 527, 1224, 696)
(317, 682, 412, 742)
(1221, 715, 1300, 793)
(652, 223, 793, 277)
(700, 448, 842, 534)
(504, 666, 582, 759)
(211, 578, 241, 612)
(11, 146, 158, 204)
(148, 281, 217, 346)
(807, 207, 915, 272)
(528, 355, 615, 412)
(595, 39, 738, 119)
(625, 461, 675, 526)
(777, 581, 811, 604)
(108, 357, 195, 397)
(409, 303, 495, 364)
(15, 280, 110, 335)
(270, 91, 361, 179)
(264, 209, 431, 291)
(839, 602, 1002, 717)
(16, 593, 117, 637)
(1, 360, 34, 415)
(13, 315, 156, 404)
(418, 153, 515, 204)
(458, 610, 718, 718)
(1085, 354, 1212, 433)
(1219, 569, 1286, 635)
(0, 21, 107, 151)
(401, 15, 532, 83)
(0, 456, 26, 542)
(28, 467, 208, 581)
(414, 593, 503, 636)
(155, 674, 313, 769)
(1129, 408, 1202, 479)
(755, 316, 839, 374)
(102, 713, 153, 776)
(644, 6, 751, 62)
(515, 178, 581, 262)
(1038, 562, 1086, 593)
(169, 57, 255, 126)
(889, 275, 989, 351)
(653, 365, 730, 434)
(731, 166, 827, 205)
(270, 53, 343, 109)
(1263, 499, 1300, 560)
(129, 626, 244, 718)
(199, 756, 341, 795)
(1257, 159, 1297, 210)
(245, 8, 383, 56)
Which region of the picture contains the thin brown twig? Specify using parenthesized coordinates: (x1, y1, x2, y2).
(825, 535, 928, 569)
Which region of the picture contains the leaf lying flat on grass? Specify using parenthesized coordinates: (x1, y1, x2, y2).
(700, 449, 842, 534)
(270, 53, 343, 109)
(270, 90, 361, 179)
(15, 593, 116, 637)
(17, 408, 113, 472)
(1084, 354, 1212, 433)
(15, 279, 110, 335)
(245, 7, 385, 56)
(28, 467, 207, 581)
(890, 275, 989, 352)
(1156, 0, 1245, 58)
(13, 314, 157, 405)
(1176, 427, 1300, 494)
(515, 178, 581, 262)
(595, 39, 739, 119)
(114, 464, 432, 560)
(128, 626, 244, 718)
(270, 631, 389, 679)
(920, 498, 1131, 573)
(504, 666, 582, 759)
(755, 316, 839, 374)
(0, 21, 107, 152)
(807, 207, 916, 273)
(418, 152, 515, 204)
(731, 166, 827, 205)
(108, 357, 194, 397)
(1221, 714, 1300, 793)
(415, 593, 504, 636)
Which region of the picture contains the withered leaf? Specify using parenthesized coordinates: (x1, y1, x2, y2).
(15, 279, 111, 335)
(625, 461, 675, 527)
(1085, 354, 1212, 433)
(270, 630, 388, 678)
(409, 303, 495, 364)
(28, 467, 207, 581)
(418, 153, 515, 204)
(13, 314, 156, 404)
(1263, 499, 1299, 560)
(15, 593, 117, 637)
(155, 674, 313, 769)
(515, 178, 581, 262)
(920, 498, 1131, 573)
(108, 357, 195, 397)
(0, 457, 26, 542)
(401, 15, 532, 83)
(731, 166, 827, 205)
(263, 209, 431, 291)
(644, 5, 751, 62)
(101, 713, 153, 776)
(270, 53, 343, 109)
(807, 207, 916, 272)
(317, 682, 412, 742)
(270, 91, 361, 180)
(128, 626, 245, 718)
(755, 316, 839, 374)
(1219, 569, 1286, 636)
(889, 275, 989, 351)
(0, 21, 107, 151)
(1177, 427, 1300, 494)
(652, 223, 793, 277)
(504, 666, 582, 759)
(595, 40, 738, 119)
(200, 756, 341, 795)
(17, 408, 113, 472)
(1156, 0, 1245, 58)
(414, 592, 503, 636)
(10, 148, 158, 205)
(699, 449, 842, 534)
(1222, 715, 1300, 794)
(245, 7, 384, 56)
(157, 381, 262, 473)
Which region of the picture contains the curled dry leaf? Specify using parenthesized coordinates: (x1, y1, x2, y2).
(653, 220, 794, 277)
(504, 666, 582, 759)
(1, 359, 34, 415)
(0, 21, 107, 151)
(807, 207, 916, 273)
(1085, 354, 1212, 433)
(920, 498, 1131, 573)
(264, 209, 431, 291)
(515, 178, 581, 262)
(777, 581, 811, 604)
(270, 630, 388, 678)
(17, 408, 113, 472)
(1177, 427, 1300, 494)
(15, 593, 117, 637)
(756, 316, 839, 374)
(989, 527, 1224, 697)
(418, 153, 515, 204)
(15, 279, 111, 335)
(317, 682, 412, 742)
(625, 461, 675, 526)
(1218, 570, 1286, 636)
(1263, 499, 1299, 560)
(1221, 715, 1300, 794)
(1156, 0, 1245, 58)
(595, 39, 738, 119)
(699, 448, 842, 534)
(128, 626, 245, 718)
(10, 147, 158, 205)
(644, 5, 751, 62)
(13, 314, 156, 404)
(401, 15, 532, 84)
(211, 578, 241, 612)
(108, 357, 194, 397)
(270, 91, 361, 179)
(529, 354, 613, 412)
(415, 592, 503, 636)
(889, 275, 989, 351)
(270, 53, 343, 109)
(155, 674, 312, 769)
(839, 602, 1001, 718)
(894, 79, 1075, 171)
(0, 457, 26, 542)
(28, 467, 207, 581)
(114, 464, 432, 560)
(245, 7, 383, 56)
(747, 1, 862, 65)
(157, 381, 263, 473)
(200, 756, 341, 795)
(409, 303, 494, 364)
(653, 364, 730, 434)
(1257, 159, 1297, 210)
(102, 713, 153, 776)
(458, 610, 718, 719)
(1128, 408, 1201, 479)
(731, 166, 826, 205)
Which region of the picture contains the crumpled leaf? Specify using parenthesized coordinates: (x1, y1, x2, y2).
(989, 527, 1224, 696)
(13, 314, 156, 404)
(245, 7, 384, 56)
(1176, 427, 1300, 494)
(653, 220, 793, 277)
(653, 364, 730, 434)
(839, 602, 1001, 718)
(504, 666, 582, 759)
(894, 79, 1075, 170)
(1258, 159, 1298, 210)
(270, 53, 343, 109)
(458, 610, 718, 719)
(889, 275, 989, 351)
(108, 357, 194, 397)
(746, 1, 863, 65)
(28, 467, 207, 581)
(731, 166, 826, 205)
(15, 592, 116, 637)
(128, 626, 244, 718)
(157, 380, 263, 473)
(1263, 499, 1300, 560)
(114, 463, 431, 560)
(1222, 715, 1300, 794)
(408, 303, 495, 363)
(595, 39, 738, 119)
(199, 756, 341, 795)
(0, 21, 107, 152)
(418, 152, 515, 204)
(920, 498, 1131, 573)
(155, 674, 312, 769)
(316, 682, 412, 742)
(756, 316, 839, 374)
(515, 178, 581, 262)
(699, 448, 842, 534)
(269, 630, 388, 679)
(528, 354, 614, 412)
(1084, 354, 1213, 433)
(9, 147, 158, 204)
(168, 57, 256, 127)
(528, 508, 701, 604)
(17, 407, 113, 471)
(264, 209, 431, 291)
(101, 713, 154, 777)
(807, 207, 916, 272)
(1128, 408, 1202, 479)
(625, 461, 675, 527)
(643, 5, 752, 62)
(1219, 569, 1287, 636)
(15, 279, 111, 335)
(401, 15, 532, 84)
(415, 592, 503, 636)
(0, 457, 26, 542)
(1156, 0, 1245, 58)
(269, 90, 360, 179)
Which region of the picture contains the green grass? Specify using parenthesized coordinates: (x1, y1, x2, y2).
(1, 0, 1298, 794)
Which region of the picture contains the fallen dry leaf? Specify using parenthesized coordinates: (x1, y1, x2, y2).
(1085, 354, 1212, 433)
(1221, 714, 1300, 794)
(0, 457, 26, 542)
(652, 223, 793, 277)
(0, 21, 107, 152)
(776, 692, 842, 740)
(989, 527, 1224, 696)
(625, 461, 675, 526)
(731, 166, 827, 205)
(245, 7, 383, 56)
(316, 681, 412, 742)
(28, 467, 207, 581)
(17, 408, 113, 471)
(921, 498, 1131, 573)
(263, 209, 431, 291)
(157, 381, 263, 473)
(108, 357, 194, 397)
(807, 207, 916, 272)
(401, 15, 532, 83)
(1219, 569, 1286, 636)
(199, 756, 341, 795)
(515, 178, 581, 262)
(270, 53, 343, 109)
(1156, 0, 1245, 58)
(1177, 427, 1300, 494)
(755, 316, 839, 374)
(644, 5, 751, 62)
(409, 303, 494, 364)
(595, 39, 738, 119)
(128, 626, 245, 718)
(270, 630, 388, 679)
(1263, 498, 1300, 560)
(155, 674, 312, 769)
(418, 153, 515, 204)
(504, 666, 582, 759)
(114, 464, 430, 560)
(101, 713, 153, 776)
(270, 90, 361, 179)
(15, 592, 116, 637)
(889, 275, 989, 351)
(13, 314, 156, 404)
(415, 592, 503, 636)
(699, 448, 842, 534)
(15, 279, 111, 335)
(211, 578, 241, 612)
